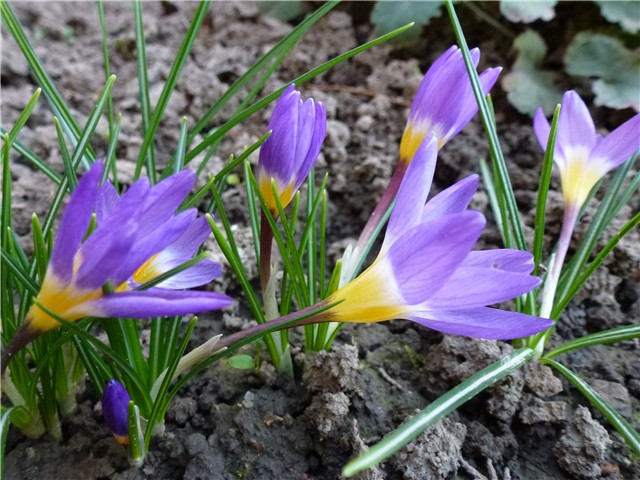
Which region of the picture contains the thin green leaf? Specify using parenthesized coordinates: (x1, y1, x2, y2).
(553, 211, 640, 318)
(185, 22, 415, 165)
(0, 129, 61, 184)
(53, 117, 77, 191)
(189, 1, 338, 144)
(133, 0, 156, 182)
(544, 324, 640, 360)
(342, 348, 535, 476)
(445, 0, 527, 252)
(102, 112, 122, 187)
(0, 2, 96, 167)
(6, 88, 41, 145)
(533, 104, 560, 276)
(135, 1, 209, 180)
(97, 0, 115, 136)
(543, 358, 640, 456)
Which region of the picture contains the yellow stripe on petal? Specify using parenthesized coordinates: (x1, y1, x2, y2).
(259, 176, 295, 212)
(113, 434, 130, 446)
(28, 273, 102, 333)
(326, 258, 407, 323)
(131, 253, 160, 285)
(399, 121, 445, 166)
(560, 148, 605, 208)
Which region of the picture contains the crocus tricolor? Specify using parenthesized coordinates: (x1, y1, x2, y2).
(102, 379, 131, 445)
(327, 134, 552, 339)
(1, 162, 232, 372)
(534, 90, 640, 212)
(399, 45, 502, 165)
(257, 84, 326, 213)
(533, 90, 640, 318)
(350, 46, 501, 274)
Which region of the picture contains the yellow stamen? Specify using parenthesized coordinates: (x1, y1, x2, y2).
(131, 254, 160, 285)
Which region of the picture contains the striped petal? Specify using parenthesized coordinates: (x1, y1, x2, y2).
(50, 161, 103, 282)
(77, 288, 233, 318)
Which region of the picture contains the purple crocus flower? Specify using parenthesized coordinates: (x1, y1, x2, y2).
(1, 162, 231, 371)
(102, 379, 131, 445)
(533, 91, 639, 318)
(257, 84, 326, 213)
(325, 133, 553, 340)
(398, 46, 502, 164)
(533, 90, 640, 210)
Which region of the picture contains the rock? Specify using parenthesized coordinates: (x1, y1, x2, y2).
(523, 362, 563, 397)
(303, 343, 359, 394)
(555, 406, 612, 478)
(391, 417, 466, 480)
(590, 379, 632, 419)
(519, 395, 568, 424)
(304, 391, 350, 438)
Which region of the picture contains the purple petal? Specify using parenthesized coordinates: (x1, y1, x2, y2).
(382, 133, 437, 253)
(461, 249, 535, 273)
(135, 170, 196, 234)
(557, 90, 597, 157)
(155, 259, 222, 289)
(111, 209, 196, 286)
(421, 174, 479, 223)
(425, 267, 540, 309)
(387, 211, 486, 304)
(162, 215, 212, 260)
(80, 288, 233, 318)
(74, 223, 136, 290)
(533, 107, 551, 152)
(96, 181, 120, 225)
(102, 379, 130, 440)
(589, 113, 640, 171)
(294, 100, 327, 191)
(439, 67, 502, 143)
(50, 161, 103, 282)
(408, 307, 554, 340)
(259, 86, 301, 184)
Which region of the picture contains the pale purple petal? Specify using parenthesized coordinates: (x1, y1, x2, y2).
(382, 133, 437, 253)
(589, 114, 640, 170)
(421, 174, 479, 223)
(387, 211, 486, 304)
(162, 215, 211, 259)
(439, 67, 502, 142)
(155, 259, 222, 289)
(533, 107, 551, 151)
(408, 307, 554, 340)
(50, 161, 104, 282)
(96, 181, 120, 225)
(425, 267, 540, 309)
(557, 90, 597, 155)
(461, 249, 535, 273)
(80, 288, 233, 318)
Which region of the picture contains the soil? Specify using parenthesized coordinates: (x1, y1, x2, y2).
(2, 2, 639, 479)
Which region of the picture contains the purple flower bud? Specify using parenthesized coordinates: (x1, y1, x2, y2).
(399, 46, 501, 163)
(258, 84, 327, 212)
(102, 379, 131, 445)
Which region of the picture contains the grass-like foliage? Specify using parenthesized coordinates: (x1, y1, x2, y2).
(1, 0, 638, 475)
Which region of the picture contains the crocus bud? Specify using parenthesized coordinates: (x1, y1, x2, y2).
(257, 84, 326, 213)
(399, 46, 501, 164)
(102, 379, 131, 445)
